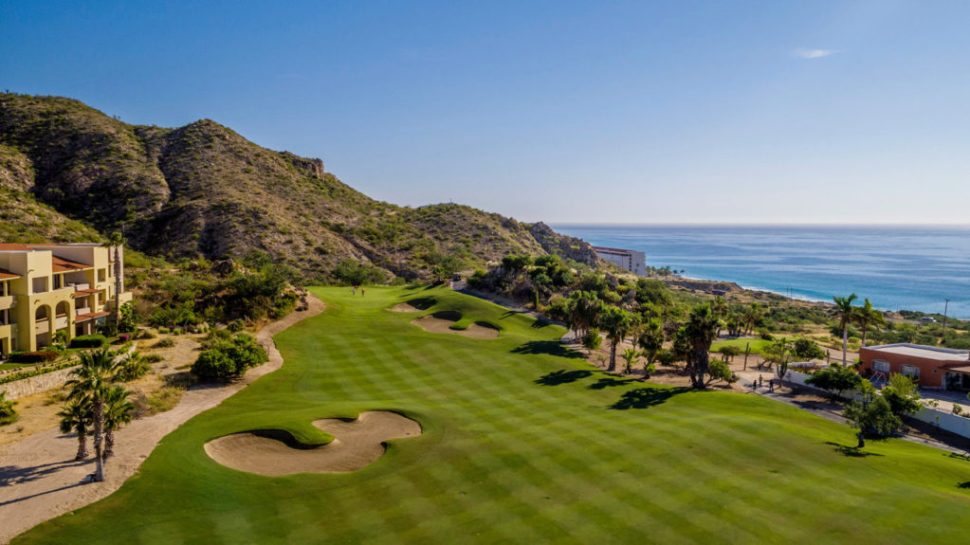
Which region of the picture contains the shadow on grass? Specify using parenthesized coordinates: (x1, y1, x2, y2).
(531, 317, 553, 329)
(610, 387, 688, 410)
(512, 341, 585, 359)
(958, 481, 970, 489)
(589, 377, 637, 390)
(535, 369, 593, 386)
(825, 442, 884, 458)
(405, 297, 436, 310)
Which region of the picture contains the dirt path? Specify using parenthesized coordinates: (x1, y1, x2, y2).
(0, 295, 325, 544)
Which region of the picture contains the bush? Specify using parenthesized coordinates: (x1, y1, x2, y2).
(8, 351, 59, 363)
(708, 359, 738, 384)
(758, 329, 774, 341)
(69, 335, 108, 348)
(143, 353, 164, 363)
(657, 349, 678, 366)
(806, 364, 863, 399)
(152, 338, 175, 349)
(116, 353, 152, 382)
(792, 338, 826, 360)
(0, 392, 16, 426)
(191, 349, 238, 382)
(191, 333, 268, 382)
(582, 329, 602, 351)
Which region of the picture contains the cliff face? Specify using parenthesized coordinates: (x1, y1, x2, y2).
(0, 93, 598, 280)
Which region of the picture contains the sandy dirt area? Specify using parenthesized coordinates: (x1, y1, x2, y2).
(412, 316, 499, 340)
(204, 411, 421, 476)
(0, 295, 325, 544)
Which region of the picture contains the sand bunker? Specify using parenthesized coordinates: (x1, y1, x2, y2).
(412, 315, 500, 340)
(388, 297, 436, 313)
(204, 411, 421, 476)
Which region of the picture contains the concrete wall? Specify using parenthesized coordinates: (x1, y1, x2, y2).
(0, 365, 77, 400)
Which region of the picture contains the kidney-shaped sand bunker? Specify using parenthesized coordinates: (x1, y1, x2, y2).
(204, 411, 421, 476)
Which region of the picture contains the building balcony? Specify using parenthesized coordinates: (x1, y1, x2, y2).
(0, 295, 13, 311)
(35, 321, 50, 335)
(55, 315, 69, 330)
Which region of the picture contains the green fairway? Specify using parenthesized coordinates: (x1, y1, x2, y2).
(16, 286, 970, 544)
(711, 337, 771, 356)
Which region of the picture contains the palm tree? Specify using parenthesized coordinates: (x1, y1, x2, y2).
(854, 298, 885, 348)
(102, 385, 134, 459)
(58, 398, 92, 461)
(598, 306, 636, 373)
(833, 293, 858, 366)
(621, 347, 640, 375)
(66, 347, 120, 481)
(637, 318, 664, 365)
(684, 304, 720, 389)
(103, 232, 125, 328)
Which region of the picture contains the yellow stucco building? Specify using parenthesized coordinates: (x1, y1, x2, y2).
(0, 243, 133, 358)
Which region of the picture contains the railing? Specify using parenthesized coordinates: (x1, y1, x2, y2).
(35, 321, 50, 335)
(76, 307, 91, 316)
(0, 295, 13, 310)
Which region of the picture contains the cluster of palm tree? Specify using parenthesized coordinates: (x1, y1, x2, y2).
(58, 347, 135, 482)
(832, 294, 886, 366)
(554, 285, 728, 388)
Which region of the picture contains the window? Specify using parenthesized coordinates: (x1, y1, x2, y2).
(901, 364, 920, 380)
(98, 269, 107, 283)
(873, 360, 890, 373)
(32, 276, 49, 294)
(53, 275, 63, 289)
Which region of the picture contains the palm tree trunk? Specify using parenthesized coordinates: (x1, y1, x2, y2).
(608, 342, 617, 372)
(842, 325, 849, 366)
(75, 430, 88, 461)
(93, 401, 105, 482)
(856, 432, 865, 449)
(861, 324, 869, 348)
(104, 428, 114, 459)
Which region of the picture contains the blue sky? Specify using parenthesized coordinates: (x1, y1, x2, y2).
(2, 0, 968, 224)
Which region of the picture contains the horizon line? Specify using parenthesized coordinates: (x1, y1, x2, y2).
(549, 221, 970, 228)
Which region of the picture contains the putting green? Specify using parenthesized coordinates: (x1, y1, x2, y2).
(15, 286, 970, 544)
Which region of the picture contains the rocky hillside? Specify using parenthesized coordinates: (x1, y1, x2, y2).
(0, 93, 596, 281)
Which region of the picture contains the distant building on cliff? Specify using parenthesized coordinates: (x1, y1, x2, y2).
(592, 246, 646, 276)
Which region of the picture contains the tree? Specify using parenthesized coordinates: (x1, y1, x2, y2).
(833, 293, 858, 366)
(58, 398, 91, 460)
(683, 304, 720, 389)
(854, 298, 885, 347)
(762, 338, 792, 368)
(881, 373, 921, 417)
(805, 364, 863, 400)
(104, 232, 126, 328)
(843, 382, 901, 448)
(792, 338, 826, 360)
(66, 347, 121, 481)
(742, 303, 765, 336)
(621, 348, 640, 375)
(102, 386, 134, 459)
(568, 291, 604, 340)
(598, 306, 637, 372)
(708, 359, 738, 385)
(636, 318, 664, 365)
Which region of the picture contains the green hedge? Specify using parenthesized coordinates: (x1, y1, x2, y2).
(191, 334, 268, 382)
(70, 334, 108, 348)
(8, 351, 59, 364)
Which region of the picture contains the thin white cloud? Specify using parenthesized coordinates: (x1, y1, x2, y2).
(792, 48, 837, 59)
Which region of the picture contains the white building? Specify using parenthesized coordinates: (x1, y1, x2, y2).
(593, 246, 647, 276)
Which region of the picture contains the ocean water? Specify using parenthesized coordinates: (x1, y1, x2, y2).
(553, 225, 970, 319)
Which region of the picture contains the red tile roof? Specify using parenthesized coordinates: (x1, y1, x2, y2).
(0, 268, 18, 280)
(52, 255, 92, 273)
(75, 310, 110, 323)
